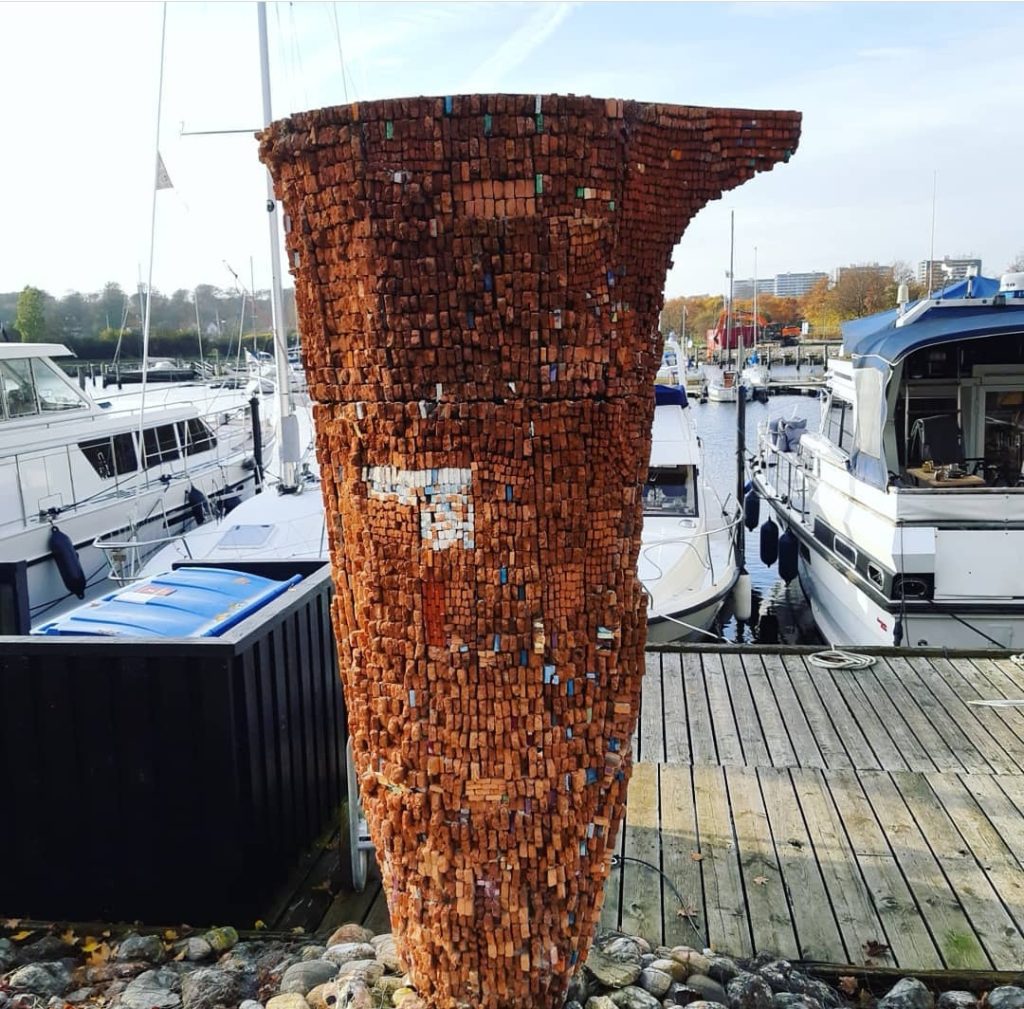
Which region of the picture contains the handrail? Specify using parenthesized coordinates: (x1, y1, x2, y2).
(640, 512, 742, 584)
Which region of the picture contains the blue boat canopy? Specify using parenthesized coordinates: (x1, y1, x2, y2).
(654, 384, 688, 408)
(841, 276, 1024, 490)
(842, 276, 1024, 369)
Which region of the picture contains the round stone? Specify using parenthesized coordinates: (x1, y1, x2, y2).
(324, 943, 377, 967)
(326, 924, 375, 947)
(878, 979, 934, 1009)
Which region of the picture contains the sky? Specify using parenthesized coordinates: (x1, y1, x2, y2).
(1, 1, 1021, 303)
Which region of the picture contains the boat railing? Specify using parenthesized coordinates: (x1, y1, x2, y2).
(93, 496, 204, 584)
(639, 507, 742, 585)
(756, 422, 814, 523)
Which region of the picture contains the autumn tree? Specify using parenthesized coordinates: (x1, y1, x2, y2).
(1008, 251, 1024, 272)
(15, 286, 48, 342)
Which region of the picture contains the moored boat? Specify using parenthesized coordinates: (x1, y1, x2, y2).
(750, 272, 1024, 649)
(639, 384, 740, 641)
(0, 341, 269, 630)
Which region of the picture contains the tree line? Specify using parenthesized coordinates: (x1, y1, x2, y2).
(660, 253, 1024, 347)
(1, 282, 298, 362)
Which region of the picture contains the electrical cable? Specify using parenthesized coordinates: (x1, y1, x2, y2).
(610, 854, 701, 936)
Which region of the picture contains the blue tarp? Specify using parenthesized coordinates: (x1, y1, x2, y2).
(654, 384, 688, 407)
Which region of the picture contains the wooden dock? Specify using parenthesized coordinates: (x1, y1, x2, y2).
(276, 646, 1024, 976)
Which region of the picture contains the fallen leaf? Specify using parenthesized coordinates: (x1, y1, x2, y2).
(85, 942, 112, 967)
(60, 929, 79, 946)
(312, 881, 334, 893)
(253, 920, 267, 931)
(81, 936, 102, 953)
(753, 875, 769, 886)
(676, 905, 700, 920)
(291, 926, 305, 935)
(101, 929, 111, 938)
(2, 918, 22, 929)
(690, 851, 703, 862)
(863, 939, 891, 958)
(10, 930, 32, 942)
(163, 929, 178, 941)
(838, 976, 858, 996)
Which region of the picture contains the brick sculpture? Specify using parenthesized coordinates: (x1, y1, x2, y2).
(258, 95, 800, 1009)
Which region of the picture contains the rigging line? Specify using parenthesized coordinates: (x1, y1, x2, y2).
(330, 2, 349, 102)
(610, 854, 701, 936)
(136, 1, 169, 503)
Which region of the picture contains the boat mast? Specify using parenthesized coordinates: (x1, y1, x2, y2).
(258, 1, 296, 490)
(731, 210, 745, 566)
(752, 245, 758, 352)
(136, 3, 169, 496)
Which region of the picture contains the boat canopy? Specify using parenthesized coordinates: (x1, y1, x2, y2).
(654, 384, 688, 408)
(840, 276, 1024, 490)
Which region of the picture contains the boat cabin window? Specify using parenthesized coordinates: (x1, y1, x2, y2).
(824, 395, 854, 454)
(142, 424, 181, 467)
(177, 418, 217, 455)
(0, 359, 39, 418)
(983, 391, 1024, 479)
(79, 433, 139, 478)
(643, 466, 697, 517)
(32, 357, 88, 411)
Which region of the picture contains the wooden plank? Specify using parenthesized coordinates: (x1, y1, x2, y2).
(781, 654, 853, 769)
(760, 653, 825, 768)
(885, 657, 996, 774)
(640, 652, 665, 764)
(661, 653, 691, 765)
(798, 659, 879, 769)
(963, 659, 1024, 740)
(890, 770, 1024, 969)
(927, 774, 1024, 935)
(789, 766, 893, 966)
(725, 765, 799, 958)
(319, 875, 384, 935)
(599, 796, 626, 933)
(818, 767, 940, 969)
(759, 767, 847, 963)
(361, 880, 392, 933)
(739, 654, 797, 767)
(702, 653, 744, 766)
(682, 652, 717, 765)
(904, 657, 1017, 774)
(990, 656, 1024, 694)
(869, 659, 962, 773)
(620, 761, 663, 944)
(961, 774, 1024, 866)
(825, 668, 908, 771)
(947, 658, 1024, 746)
(856, 769, 990, 970)
(721, 652, 771, 767)
(692, 763, 753, 958)
(659, 764, 706, 948)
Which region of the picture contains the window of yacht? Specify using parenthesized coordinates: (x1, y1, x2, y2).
(177, 418, 218, 456)
(833, 536, 857, 566)
(142, 424, 181, 467)
(825, 396, 854, 454)
(31, 358, 88, 411)
(643, 466, 698, 517)
(0, 359, 39, 418)
(79, 433, 138, 477)
(983, 390, 1024, 479)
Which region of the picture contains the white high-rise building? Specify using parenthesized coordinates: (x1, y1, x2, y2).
(918, 257, 983, 290)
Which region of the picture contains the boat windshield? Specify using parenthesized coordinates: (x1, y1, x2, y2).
(643, 465, 697, 517)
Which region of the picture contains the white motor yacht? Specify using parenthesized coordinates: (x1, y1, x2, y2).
(706, 366, 749, 403)
(639, 384, 740, 642)
(750, 272, 1024, 649)
(0, 341, 272, 630)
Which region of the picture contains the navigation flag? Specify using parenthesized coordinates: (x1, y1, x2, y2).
(156, 153, 173, 190)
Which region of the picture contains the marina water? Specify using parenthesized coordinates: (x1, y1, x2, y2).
(691, 368, 823, 645)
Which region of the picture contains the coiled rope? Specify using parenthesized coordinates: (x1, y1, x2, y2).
(807, 648, 876, 670)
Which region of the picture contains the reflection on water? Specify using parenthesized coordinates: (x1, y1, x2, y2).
(674, 388, 824, 645)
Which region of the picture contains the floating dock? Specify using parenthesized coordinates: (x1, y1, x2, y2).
(296, 644, 1024, 977)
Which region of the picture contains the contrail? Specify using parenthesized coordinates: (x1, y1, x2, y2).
(461, 2, 576, 92)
